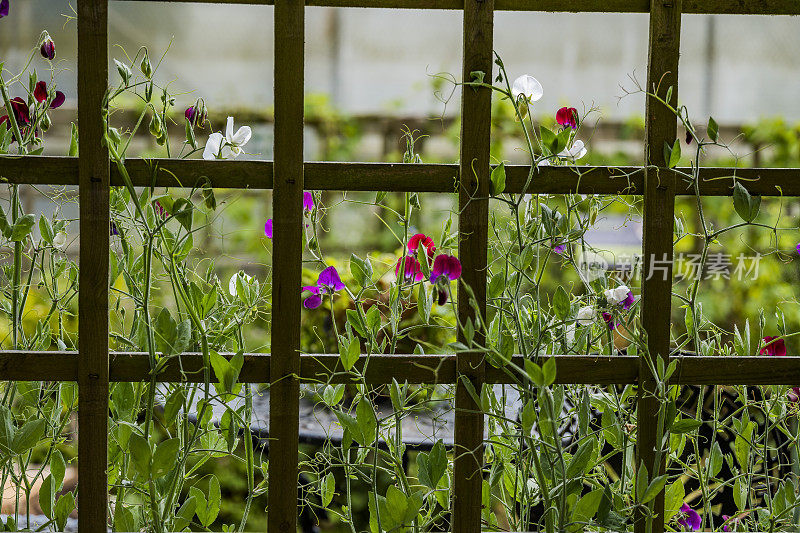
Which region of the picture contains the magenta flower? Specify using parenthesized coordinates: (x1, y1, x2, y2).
(302, 266, 345, 309)
(185, 106, 206, 127)
(760, 336, 786, 357)
(154, 200, 169, 220)
(676, 504, 701, 531)
(0, 0, 8, 19)
(721, 514, 740, 532)
(551, 238, 566, 254)
(395, 256, 423, 282)
(430, 254, 461, 305)
(407, 233, 436, 260)
(264, 219, 273, 239)
(303, 191, 314, 213)
(796, 242, 800, 256)
(556, 106, 579, 130)
(40, 35, 55, 60)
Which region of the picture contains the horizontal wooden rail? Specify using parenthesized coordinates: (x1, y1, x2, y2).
(2, 351, 799, 385)
(116, 0, 800, 15)
(2, 156, 799, 196)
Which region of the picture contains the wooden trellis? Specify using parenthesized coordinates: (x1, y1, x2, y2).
(1, 1, 800, 532)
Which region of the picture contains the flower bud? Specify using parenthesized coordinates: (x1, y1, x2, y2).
(40, 32, 56, 61)
(40, 113, 51, 132)
(149, 113, 162, 136)
(140, 50, 153, 78)
(115, 60, 132, 85)
(144, 82, 153, 102)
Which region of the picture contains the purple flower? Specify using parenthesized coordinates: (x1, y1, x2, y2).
(302, 266, 345, 309)
(602, 312, 616, 331)
(185, 105, 207, 128)
(796, 242, 800, 256)
(50, 91, 65, 109)
(0, 0, 8, 19)
(303, 191, 314, 213)
(676, 504, 701, 531)
(552, 238, 566, 254)
(264, 219, 273, 239)
(40, 35, 55, 60)
(721, 514, 740, 532)
(430, 254, 462, 305)
(110, 221, 119, 236)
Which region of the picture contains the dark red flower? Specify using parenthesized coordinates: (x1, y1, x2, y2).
(50, 91, 65, 109)
(9, 97, 30, 125)
(407, 233, 435, 260)
(40, 36, 56, 60)
(556, 107, 579, 130)
(760, 336, 786, 357)
(34, 81, 47, 103)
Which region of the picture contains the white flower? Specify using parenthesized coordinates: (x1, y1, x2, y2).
(203, 117, 252, 160)
(558, 139, 587, 161)
(576, 305, 595, 326)
(229, 270, 253, 296)
(52, 232, 67, 251)
(511, 75, 543, 103)
(604, 285, 631, 306)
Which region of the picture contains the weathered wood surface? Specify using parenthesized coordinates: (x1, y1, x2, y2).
(77, 0, 111, 530)
(636, 0, 682, 532)
(4, 156, 800, 196)
(268, 0, 305, 531)
(115, 0, 800, 15)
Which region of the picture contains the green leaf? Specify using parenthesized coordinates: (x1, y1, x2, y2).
(128, 432, 152, 477)
(540, 126, 558, 154)
(490, 162, 506, 195)
(525, 359, 545, 388)
(39, 474, 54, 518)
(12, 419, 46, 454)
(54, 492, 75, 531)
(39, 216, 54, 244)
(164, 388, 186, 424)
(641, 475, 667, 504)
(732, 181, 760, 222)
(565, 439, 595, 479)
(417, 440, 447, 489)
(51, 449, 66, 490)
(152, 438, 180, 478)
(708, 116, 719, 142)
(321, 472, 335, 507)
(173, 496, 196, 531)
(664, 479, 685, 520)
(339, 337, 360, 371)
(350, 254, 372, 288)
(570, 488, 603, 531)
(322, 384, 345, 407)
(346, 309, 367, 338)
(553, 286, 570, 320)
(636, 462, 649, 503)
(542, 356, 557, 387)
(668, 138, 681, 168)
(68, 122, 79, 157)
(356, 396, 377, 447)
(417, 284, 431, 323)
(10, 214, 35, 242)
(488, 274, 504, 299)
(113, 504, 136, 532)
(670, 418, 703, 434)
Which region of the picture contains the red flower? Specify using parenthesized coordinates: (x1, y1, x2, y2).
(407, 233, 435, 260)
(556, 107, 579, 130)
(760, 336, 786, 357)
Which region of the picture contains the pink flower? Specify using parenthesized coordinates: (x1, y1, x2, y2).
(407, 233, 435, 260)
(395, 256, 423, 282)
(676, 504, 701, 531)
(760, 336, 786, 357)
(556, 106, 579, 130)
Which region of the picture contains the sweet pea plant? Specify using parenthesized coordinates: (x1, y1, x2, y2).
(3, 4, 800, 530)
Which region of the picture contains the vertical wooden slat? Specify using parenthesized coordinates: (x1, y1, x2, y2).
(636, 1, 681, 533)
(453, 1, 493, 531)
(77, 0, 110, 530)
(268, 0, 305, 531)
